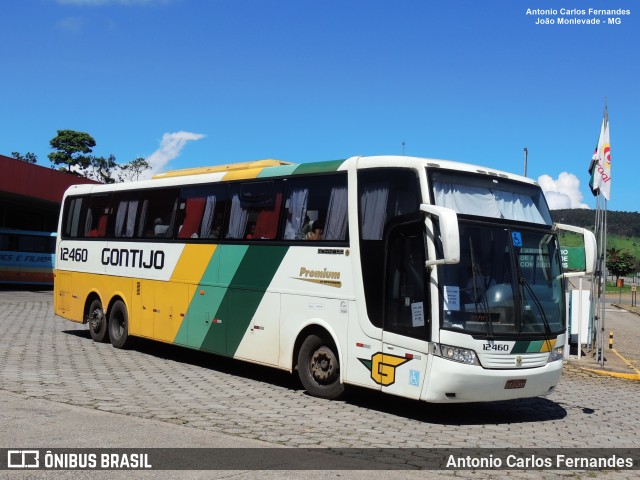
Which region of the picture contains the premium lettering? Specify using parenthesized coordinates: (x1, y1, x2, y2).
(299, 266, 340, 280)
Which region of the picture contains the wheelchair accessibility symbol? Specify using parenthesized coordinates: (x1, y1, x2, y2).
(511, 231, 523, 247)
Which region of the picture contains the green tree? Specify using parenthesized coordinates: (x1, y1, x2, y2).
(11, 151, 38, 164)
(606, 246, 635, 281)
(118, 157, 150, 182)
(87, 154, 118, 184)
(48, 130, 96, 175)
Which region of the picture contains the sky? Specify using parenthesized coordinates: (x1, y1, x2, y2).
(1, 0, 638, 212)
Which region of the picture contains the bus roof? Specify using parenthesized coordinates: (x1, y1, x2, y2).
(152, 159, 293, 179)
(61, 155, 539, 198)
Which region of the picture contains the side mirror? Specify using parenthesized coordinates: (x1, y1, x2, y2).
(556, 223, 597, 277)
(420, 204, 460, 266)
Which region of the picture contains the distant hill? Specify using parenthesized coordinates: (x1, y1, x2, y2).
(551, 209, 640, 238)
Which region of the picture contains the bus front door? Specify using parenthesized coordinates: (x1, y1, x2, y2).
(381, 223, 430, 400)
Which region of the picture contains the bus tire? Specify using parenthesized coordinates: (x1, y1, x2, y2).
(297, 334, 344, 399)
(87, 298, 109, 343)
(108, 300, 130, 349)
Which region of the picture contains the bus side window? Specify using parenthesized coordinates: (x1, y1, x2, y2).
(83, 194, 111, 238)
(176, 185, 227, 240)
(136, 189, 179, 239)
(62, 197, 87, 238)
(226, 181, 282, 240)
(280, 174, 348, 242)
(112, 198, 139, 238)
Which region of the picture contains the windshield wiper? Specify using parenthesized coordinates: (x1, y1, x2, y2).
(471, 263, 494, 340)
(520, 277, 552, 343)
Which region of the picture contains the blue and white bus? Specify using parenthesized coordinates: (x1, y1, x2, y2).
(0, 228, 56, 286)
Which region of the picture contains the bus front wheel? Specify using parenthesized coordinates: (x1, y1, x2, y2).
(87, 298, 109, 343)
(108, 300, 130, 349)
(297, 334, 344, 399)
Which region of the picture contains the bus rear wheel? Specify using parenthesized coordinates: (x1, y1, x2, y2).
(297, 334, 344, 399)
(87, 298, 109, 343)
(108, 300, 130, 349)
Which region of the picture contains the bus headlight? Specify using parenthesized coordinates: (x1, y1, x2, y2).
(436, 344, 480, 366)
(548, 346, 564, 362)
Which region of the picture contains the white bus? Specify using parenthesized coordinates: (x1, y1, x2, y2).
(54, 156, 596, 403)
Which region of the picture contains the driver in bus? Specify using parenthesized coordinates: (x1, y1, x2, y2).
(463, 261, 496, 303)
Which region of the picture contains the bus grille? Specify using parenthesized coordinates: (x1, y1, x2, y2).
(480, 352, 549, 369)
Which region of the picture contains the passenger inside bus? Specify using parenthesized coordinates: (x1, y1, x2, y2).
(245, 222, 256, 239)
(303, 220, 324, 241)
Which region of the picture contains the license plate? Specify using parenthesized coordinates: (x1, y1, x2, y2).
(505, 379, 526, 389)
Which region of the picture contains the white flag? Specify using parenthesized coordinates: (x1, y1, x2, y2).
(590, 111, 611, 200)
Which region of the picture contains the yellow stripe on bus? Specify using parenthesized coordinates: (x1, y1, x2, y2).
(222, 167, 269, 181)
(170, 244, 217, 283)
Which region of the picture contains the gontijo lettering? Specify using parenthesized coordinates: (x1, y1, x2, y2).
(101, 248, 165, 270)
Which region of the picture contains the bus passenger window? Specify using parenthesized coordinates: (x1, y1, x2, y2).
(113, 199, 139, 238)
(176, 185, 227, 240)
(280, 174, 347, 242)
(83, 194, 111, 238)
(136, 189, 179, 239)
(227, 181, 282, 240)
(62, 197, 86, 238)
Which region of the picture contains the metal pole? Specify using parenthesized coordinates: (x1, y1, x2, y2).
(578, 276, 583, 360)
(600, 200, 607, 367)
(523, 148, 528, 177)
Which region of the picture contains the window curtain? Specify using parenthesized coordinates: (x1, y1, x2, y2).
(83, 209, 93, 237)
(433, 182, 502, 218)
(200, 195, 217, 238)
(178, 198, 206, 238)
(125, 200, 138, 237)
(227, 195, 248, 239)
(493, 191, 546, 224)
(284, 188, 308, 240)
(324, 186, 348, 240)
(254, 193, 282, 239)
(360, 185, 388, 240)
(115, 201, 127, 237)
(434, 181, 548, 224)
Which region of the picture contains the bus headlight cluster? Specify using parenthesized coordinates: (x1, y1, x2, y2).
(548, 346, 564, 362)
(437, 344, 480, 365)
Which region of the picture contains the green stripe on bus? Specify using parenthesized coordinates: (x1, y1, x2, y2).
(200, 245, 289, 355)
(526, 340, 544, 353)
(291, 159, 345, 175)
(510, 341, 530, 354)
(257, 164, 299, 178)
(174, 245, 249, 348)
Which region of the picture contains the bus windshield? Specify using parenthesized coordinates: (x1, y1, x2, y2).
(438, 223, 565, 337)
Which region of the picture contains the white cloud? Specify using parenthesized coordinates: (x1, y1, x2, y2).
(143, 131, 205, 179)
(538, 172, 589, 210)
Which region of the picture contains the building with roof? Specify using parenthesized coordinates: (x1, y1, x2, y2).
(0, 154, 98, 232)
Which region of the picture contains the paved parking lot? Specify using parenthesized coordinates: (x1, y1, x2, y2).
(0, 289, 638, 479)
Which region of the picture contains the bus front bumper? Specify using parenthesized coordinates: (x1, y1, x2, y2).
(421, 356, 563, 403)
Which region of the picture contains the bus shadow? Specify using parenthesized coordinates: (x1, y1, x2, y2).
(62, 329, 567, 425)
(341, 387, 568, 425)
(62, 331, 303, 393)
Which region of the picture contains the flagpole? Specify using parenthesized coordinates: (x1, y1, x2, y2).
(587, 99, 610, 367)
(591, 196, 600, 357)
(600, 199, 607, 367)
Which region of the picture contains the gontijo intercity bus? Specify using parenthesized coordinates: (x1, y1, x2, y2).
(54, 155, 596, 403)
